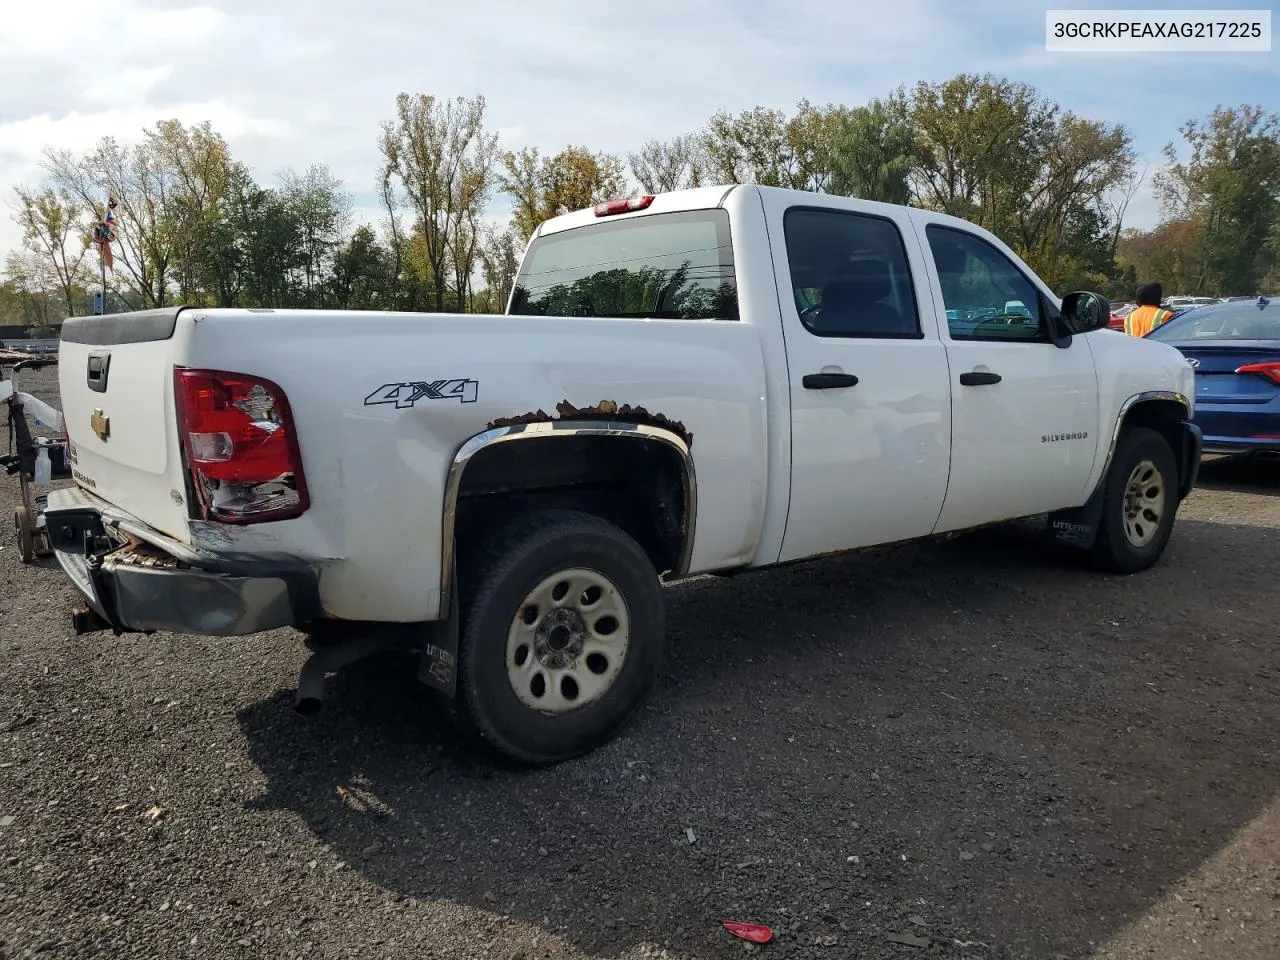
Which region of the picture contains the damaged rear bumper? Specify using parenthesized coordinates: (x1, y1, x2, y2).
(44, 487, 321, 636)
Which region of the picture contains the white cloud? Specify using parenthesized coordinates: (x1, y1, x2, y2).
(0, 0, 1264, 259)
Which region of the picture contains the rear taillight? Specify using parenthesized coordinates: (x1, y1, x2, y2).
(1235, 361, 1280, 385)
(173, 368, 309, 524)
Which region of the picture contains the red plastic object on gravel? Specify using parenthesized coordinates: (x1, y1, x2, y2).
(722, 920, 774, 943)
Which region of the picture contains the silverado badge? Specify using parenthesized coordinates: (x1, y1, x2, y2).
(90, 408, 110, 441)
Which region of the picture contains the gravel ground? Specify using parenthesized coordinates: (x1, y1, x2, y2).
(3, 366, 1280, 960)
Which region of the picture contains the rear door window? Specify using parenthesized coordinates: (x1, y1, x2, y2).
(509, 210, 738, 320)
(781, 207, 923, 338)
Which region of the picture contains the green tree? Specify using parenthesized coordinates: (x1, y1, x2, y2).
(11, 185, 91, 316)
(909, 74, 1133, 290)
(2, 251, 58, 329)
(910, 73, 1056, 229)
(499, 145, 627, 238)
(149, 119, 232, 303)
(329, 225, 393, 309)
(280, 164, 351, 307)
(1016, 113, 1133, 289)
(42, 119, 232, 308)
(379, 93, 497, 311)
(701, 106, 795, 188)
(1155, 105, 1280, 295)
(827, 97, 917, 204)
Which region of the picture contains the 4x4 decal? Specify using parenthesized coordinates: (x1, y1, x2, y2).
(364, 379, 479, 408)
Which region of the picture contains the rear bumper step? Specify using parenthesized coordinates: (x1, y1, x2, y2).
(44, 487, 321, 637)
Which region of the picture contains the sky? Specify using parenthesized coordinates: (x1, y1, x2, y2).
(1, 0, 1276, 262)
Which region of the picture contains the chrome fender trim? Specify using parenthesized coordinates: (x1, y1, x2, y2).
(1097, 390, 1192, 486)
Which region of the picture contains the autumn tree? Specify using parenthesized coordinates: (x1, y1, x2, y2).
(42, 120, 231, 308)
(1117, 219, 1206, 295)
(701, 106, 799, 188)
(149, 119, 232, 302)
(699, 100, 865, 194)
(379, 93, 498, 311)
(1016, 114, 1133, 289)
(910, 74, 1057, 229)
(478, 224, 522, 312)
(784, 100, 851, 193)
(377, 166, 413, 310)
(11, 185, 91, 316)
(1155, 105, 1280, 295)
(908, 74, 1134, 289)
(3, 251, 59, 331)
(499, 145, 627, 238)
(628, 135, 707, 193)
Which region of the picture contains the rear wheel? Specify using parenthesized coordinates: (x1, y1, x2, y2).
(1089, 427, 1179, 573)
(455, 509, 665, 766)
(14, 506, 34, 563)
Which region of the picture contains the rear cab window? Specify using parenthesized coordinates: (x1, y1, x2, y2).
(508, 210, 738, 320)
(781, 207, 923, 339)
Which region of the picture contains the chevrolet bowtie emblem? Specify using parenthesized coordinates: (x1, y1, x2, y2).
(90, 408, 110, 441)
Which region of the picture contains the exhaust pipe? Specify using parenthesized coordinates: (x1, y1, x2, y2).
(294, 631, 410, 714)
(295, 656, 328, 714)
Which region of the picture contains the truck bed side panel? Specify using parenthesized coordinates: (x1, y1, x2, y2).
(172, 310, 768, 622)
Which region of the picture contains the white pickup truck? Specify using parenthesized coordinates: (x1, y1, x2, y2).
(46, 184, 1201, 765)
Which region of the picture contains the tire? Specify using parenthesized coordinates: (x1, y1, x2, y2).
(14, 506, 35, 564)
(455, 509, 665, 766)
(1089, 426, 1179, 574)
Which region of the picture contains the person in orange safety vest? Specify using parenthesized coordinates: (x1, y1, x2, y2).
(1124, 282, 1175, 337)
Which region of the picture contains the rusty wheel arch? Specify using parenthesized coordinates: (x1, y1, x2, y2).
(486, 399, 692, 450)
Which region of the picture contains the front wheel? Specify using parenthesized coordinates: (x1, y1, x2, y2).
(456, 509, 666, 766)
(1089, 426, 1180, 573)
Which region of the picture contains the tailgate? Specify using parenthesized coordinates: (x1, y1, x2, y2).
(58, 308, 193, 541)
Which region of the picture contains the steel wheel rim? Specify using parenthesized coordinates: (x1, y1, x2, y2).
(1122, 458, 1166, 548)
(505, 567, 630, 715)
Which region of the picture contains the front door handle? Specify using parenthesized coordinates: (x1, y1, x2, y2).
(803, 373, 859, 389)
(959, 371, 1002, 386)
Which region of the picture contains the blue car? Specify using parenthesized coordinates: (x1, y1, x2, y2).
(1145, 297, 1279, 458)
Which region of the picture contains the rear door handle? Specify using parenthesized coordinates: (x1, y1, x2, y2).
(959, 371, 1001, 386)
(803, 373, 859, 389)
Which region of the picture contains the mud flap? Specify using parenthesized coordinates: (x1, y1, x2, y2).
(417, 574, 459, 699)
(1047, 483, 1105, 550)
(1178, 422, 1204, 499)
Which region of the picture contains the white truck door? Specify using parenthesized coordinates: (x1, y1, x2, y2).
(913, 216, 1101, 533)
(761, 193, 953, 563)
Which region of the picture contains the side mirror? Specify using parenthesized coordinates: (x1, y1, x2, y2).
(1059, 291, 1111, 334)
